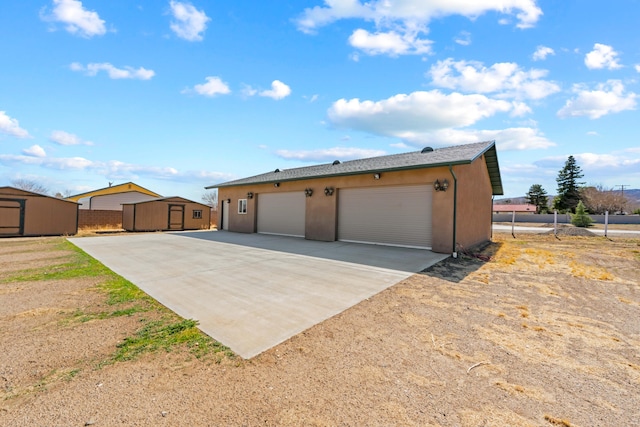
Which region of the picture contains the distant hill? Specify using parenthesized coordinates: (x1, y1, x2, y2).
(624, 189, 640, 204)
(494, 197, 527, 205)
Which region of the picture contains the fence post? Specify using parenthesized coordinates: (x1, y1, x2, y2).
(554, 210, 558, 237)
(512, 210, 516, 238)
(604, 211, 609, 237)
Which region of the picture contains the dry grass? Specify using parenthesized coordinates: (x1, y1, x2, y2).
(1, 232, 639, 426)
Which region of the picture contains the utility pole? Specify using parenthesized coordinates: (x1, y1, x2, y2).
(615, 185, 629, 197)
(615, 185, 629, 213)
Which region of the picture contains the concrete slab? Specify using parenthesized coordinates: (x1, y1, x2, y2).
(69, 231, 448, 358)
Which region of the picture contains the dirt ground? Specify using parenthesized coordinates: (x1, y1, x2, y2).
(1, 232, 639, 426)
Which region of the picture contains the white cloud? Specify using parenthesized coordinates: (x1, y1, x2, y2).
(275, 147, 386, 162)
(41, 0, 106, 38)
(296, 0, 542, 33)
(557, 80, 637, 119)
(535, 152, 640, 176)
(404, 127, 555, 150)
(241, 84, 258, 97)
(295, 0, 541, 57)
(0, 111, 31, 138)
(169, 1, 210, 42)
(327, 90, 514, 140)
(326, 89, 553, 151)
(184, 76, 231, 97)
(585, 43, 622, 70)
(0, 154, 93, 170)
(22, 145, 47, 158)
(635, 64, 640, 73)
(428, 58, 560, 100)
(49, 130, 93, 146)
(0, 152, 235, 185)
(348, 28, 432, 56)
(532, 45, 554, 61)
(454, 31, 471, 46)
(70, 62, 155, 80)
(259, 80, 291, 100)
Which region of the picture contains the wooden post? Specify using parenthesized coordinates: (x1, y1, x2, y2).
(554, 210, 558, 237)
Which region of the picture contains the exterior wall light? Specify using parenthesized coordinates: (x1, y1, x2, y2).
(373, 173, 381, 180)
(274, 183, 280, 188)
(304, 188, 313, 197)
(247, 192, 253, 199)
(324, 187, 334, 196)
(226, 198, 231, 203)
(433, 179, 449, 192)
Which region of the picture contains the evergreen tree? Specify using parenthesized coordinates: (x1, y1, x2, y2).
(525, 184, 549, 213)
(553, 155, 585, 213)
(571, 201, 593, 227)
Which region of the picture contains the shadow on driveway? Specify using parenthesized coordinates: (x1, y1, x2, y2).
(174, 230, 448, 273)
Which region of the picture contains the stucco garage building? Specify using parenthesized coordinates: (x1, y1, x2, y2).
(122, 197, 211, 232)
(0, 187, 78, 237)
(207, 141, 503, 254)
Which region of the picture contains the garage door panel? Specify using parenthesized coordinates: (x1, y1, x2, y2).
(338, 185, 432, 249)
(257, 192, 305, 237)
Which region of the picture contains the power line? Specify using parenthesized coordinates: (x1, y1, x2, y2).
(615, 185, 629, 198)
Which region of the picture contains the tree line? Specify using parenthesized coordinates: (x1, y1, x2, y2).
(524, 156, 635, 215)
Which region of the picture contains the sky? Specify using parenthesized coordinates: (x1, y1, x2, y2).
(1, 0, 639, 202)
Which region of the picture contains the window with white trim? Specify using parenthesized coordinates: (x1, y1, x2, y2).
(238, 199, 247, 214)
(193, 210, 202, 219)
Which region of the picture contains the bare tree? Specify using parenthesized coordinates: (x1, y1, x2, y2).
(11, 179, 50, 195)
(581, 184, 628, 214)
(54, 189, 73, 199)
(202, 190, 218, 210)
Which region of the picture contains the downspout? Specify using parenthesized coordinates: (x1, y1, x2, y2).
(448, 165, 458, 258)
(491, 195, 494, 239)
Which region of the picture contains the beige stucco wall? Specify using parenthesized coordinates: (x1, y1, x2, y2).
(216, 159, 494, 253)
(454, 155, 493, 250)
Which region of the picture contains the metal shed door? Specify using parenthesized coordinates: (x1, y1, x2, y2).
(257, 192, 305, 237)
(338, 185, 432, 249)
(168, 205, 185, 230)
(0, 198, 25, 236)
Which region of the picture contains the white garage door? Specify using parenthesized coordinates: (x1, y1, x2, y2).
(338, 185, 432, 249)
(257, 192, 306, 237)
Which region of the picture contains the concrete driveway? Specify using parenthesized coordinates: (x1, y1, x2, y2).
(69, 231, 448, 358)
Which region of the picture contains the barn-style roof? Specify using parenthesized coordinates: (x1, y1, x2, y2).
(66, 182, 161, 202)
(207, 140, 503, 195)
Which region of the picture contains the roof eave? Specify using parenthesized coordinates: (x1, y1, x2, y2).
(207, 159, 474, 189)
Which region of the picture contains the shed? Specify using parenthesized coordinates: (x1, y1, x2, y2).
(206, 141, 503, 255)
(122, 197, 211, 232)
(0, 187, 78, 237)
(67, 182, 162, 230)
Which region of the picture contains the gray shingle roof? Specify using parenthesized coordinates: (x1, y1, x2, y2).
(207, 140, 503, 195)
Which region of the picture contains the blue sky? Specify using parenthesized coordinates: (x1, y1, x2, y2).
(1, 0, 639, 202)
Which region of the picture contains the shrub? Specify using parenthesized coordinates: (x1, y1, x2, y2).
(571, 201, 593, 227)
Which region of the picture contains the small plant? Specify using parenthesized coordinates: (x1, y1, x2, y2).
(571, 201, 593, 227)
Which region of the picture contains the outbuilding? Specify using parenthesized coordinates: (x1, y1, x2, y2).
(67, 182, 162, 230)
(207, 141, 503, 254)
(0, 187, 78, 237)
(122, 197, 211, 232)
